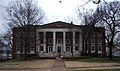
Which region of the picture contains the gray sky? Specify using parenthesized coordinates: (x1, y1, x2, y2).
(0, 0, 117, 34)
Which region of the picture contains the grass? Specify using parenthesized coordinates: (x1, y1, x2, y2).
(65, 57, 120, 63)
(0, 59, 22, 65)
(69, 69, 120, 71)
(0, 58, 39, 65)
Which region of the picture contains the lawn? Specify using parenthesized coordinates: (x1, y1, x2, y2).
(65, 57, 120, 63)
(0, 59, 55, 69)
(69, 69, 120, 71)
(65, 57, 120, 71)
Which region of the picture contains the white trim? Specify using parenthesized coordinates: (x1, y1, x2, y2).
(37, 28, 82, 33)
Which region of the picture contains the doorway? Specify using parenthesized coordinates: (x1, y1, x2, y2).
(57, 46, 61, 53)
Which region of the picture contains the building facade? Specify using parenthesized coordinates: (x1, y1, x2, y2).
(12, 21, 106, 59)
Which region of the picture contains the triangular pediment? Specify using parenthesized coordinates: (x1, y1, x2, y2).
(38, 21, 80, 29)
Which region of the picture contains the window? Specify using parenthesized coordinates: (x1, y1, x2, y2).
(98, 38, 102, 44)
(98, 46, 102, 51)
(30, 32, 35, 37)
(16, 39, 20, 44)
(16, 45, 20, 53)
(75, 44, 79, 51)
(16, 45, 23, 53)
(91, 45, 95, 52)
(57, 38, 62, 44)
(30, 38, 35, 44)
(48, 46, 53, 52)
(84, 38, 88, 44)
(40, 45, 43, 51)
(66, 46, 71, 52)
(16, 32, 20, 37)
(30, 45, 34, 53)
(91, 32, 95, 37)
(84, 45, 87, 52)
(98, 33, 102, 37)
(91, 38, 95, 44)
(39, 32, 44, 44)
(66, 38, 70, 44)
(48, 38, 52, 44)
(75, 38, 79, 43)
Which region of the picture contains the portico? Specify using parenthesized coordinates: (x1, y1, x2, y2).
(36, 28, 82, 57)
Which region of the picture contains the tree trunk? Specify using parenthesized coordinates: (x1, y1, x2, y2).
(109, 43, 113, 60)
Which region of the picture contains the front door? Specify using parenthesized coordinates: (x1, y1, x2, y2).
(57, 46, 61, 53)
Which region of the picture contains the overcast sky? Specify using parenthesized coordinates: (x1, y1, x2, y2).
(0, 0, 117, 34)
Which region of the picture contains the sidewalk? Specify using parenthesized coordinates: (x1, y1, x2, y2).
(52, 58, 67, 71)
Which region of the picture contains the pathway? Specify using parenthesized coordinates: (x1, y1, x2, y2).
(52, 58, 67, 71)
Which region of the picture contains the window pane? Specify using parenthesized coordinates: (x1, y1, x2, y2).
(66, 38, 70, 44)
(66, 46, 71, 52)
(98, 46, 102, 51)
(49, 47, 53, 52)
(40, 46, 43, 51)
(91, 45, 95, 51)
(91, 38, 95, 44)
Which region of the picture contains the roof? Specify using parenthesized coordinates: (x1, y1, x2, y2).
(35, 21, 84, 29)
(12, 21, 105, 30)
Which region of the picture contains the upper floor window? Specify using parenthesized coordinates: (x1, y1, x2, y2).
(98, 33, 102, 37)
(40, 39, 43, 44)
(66, 38, 70, 44)
(91, 38, 95, 44)
(84, 38, 88, 44)
(91, 32, 95, 37)
(57, 38, 62, 44)
(16, 39, 20, 44)
(30, 38, 35, 44)
(98, 38, 102, 44)
(48, 38, 52, 44)
(16, 32, 20, 37)
(75, 38, 79, 44)
(30, 32, 35, 37)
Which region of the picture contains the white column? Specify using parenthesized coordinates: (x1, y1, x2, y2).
(63, 32, 66, 52)
(73, 32, 75, 52)
(36, 31, 39, 53)
(43, 32, 46, 52)
(53, 32, 56, 52)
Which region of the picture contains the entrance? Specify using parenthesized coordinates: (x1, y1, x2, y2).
(57, 46, 61, 53)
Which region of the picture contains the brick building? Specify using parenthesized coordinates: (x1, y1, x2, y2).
(12, 21, 106, 59)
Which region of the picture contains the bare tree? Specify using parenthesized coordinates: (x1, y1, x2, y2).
(3, 0, 44, 29)
(77, 8, 103, 56)
(0, 32, 12, 59)
(2, 0, 44, 59)
(96, 1, 120, 59)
